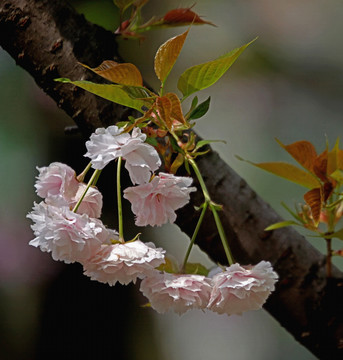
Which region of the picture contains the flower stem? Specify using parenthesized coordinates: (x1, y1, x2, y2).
(72, 169, 101, 213)
(117, 157, 124, 243)
(188, 157, 234, 265)
(210, 204, 234, 265)
(182, 202, 208, 272)
(76, 162, 92, 182)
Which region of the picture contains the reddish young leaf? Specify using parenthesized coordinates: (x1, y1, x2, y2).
(304, 187, 323, 226)
(313, 150, 328, 182)
(276, 139, 317, 173)
(162, 8, 215, 26)
(154, 30, 189, 84)
(156, 96, 173, 129)
(239, 160, 321, 189)
(81, 60, 143, 86)
(164, 93, 187, 125)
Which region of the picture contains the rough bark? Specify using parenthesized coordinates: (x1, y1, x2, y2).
(1, 0, 342, 358)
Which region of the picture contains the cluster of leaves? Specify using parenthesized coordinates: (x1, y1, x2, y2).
(113, 0, 215, 40)
(57, 29, 255, 175)
(239, 139, 343, 273)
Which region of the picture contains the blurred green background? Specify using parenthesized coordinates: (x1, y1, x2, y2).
(1, 0, 343, 358)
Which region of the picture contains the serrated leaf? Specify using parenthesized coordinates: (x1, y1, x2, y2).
(164, 93, 187, 125)
(313, 150, 328, 182)
(304, 187, 323, 226)
(189, 96, 210, 120)
(184, 263, 209, 276)
(162, 8, 215, 27)
(155, 96, 172, 129)
(55, 78, 151, 112)
(81, 60, 143, 86)
(177, 38, 256, 98)
(265, 220, 300, 231)
(237, 156, 321, 188)
(154, 30, 189, 85)
(275, 139, 317, 173)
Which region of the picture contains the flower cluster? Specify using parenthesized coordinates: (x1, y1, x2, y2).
(28, 161, 166, 284)
(28, 125, 278, 316)
(140, 261, 278, 315)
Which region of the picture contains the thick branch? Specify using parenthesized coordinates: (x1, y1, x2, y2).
(1, 1, 342, 358)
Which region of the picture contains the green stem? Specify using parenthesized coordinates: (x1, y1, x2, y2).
(210, 204, 234, 265)
(188, 157, 210, 203)
(72, 169, 101, 213)
(117, 157, 124, 243)
(182, 202, 208, 272)
(76, 162, 92, 182)
(188, 157, 234, 265)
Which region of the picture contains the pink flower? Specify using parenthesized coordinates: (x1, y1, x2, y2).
(82, 240, 165, 286)
(70, 183, 103, 218)
(84, 126, 161, 184)
(123, 172, 196, 226)
(27, 202, 108, 264)
(35, 162, 79, 199)
(207, 261, 278, 315)
(140, 272, 212, 315)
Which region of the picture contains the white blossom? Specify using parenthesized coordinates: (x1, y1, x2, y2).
(140, 272, 212, 315)
(84, 126, 161, 184)
(35, 162, 78, 200)
(27, 202, 108, 264)
(207, 261, 278, 315)
(82, 240, 165, 286)
(124, 172, 196, 226)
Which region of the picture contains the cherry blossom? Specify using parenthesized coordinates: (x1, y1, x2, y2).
(84, 126, 161, 184)
(140, 272, 212, 315)
(123, 172, 196, 226)
(35, 162, 79, 200)
(70, 183, 103, 218)
(82, 240, 165, 286)
(207, 261, 278, 315)
(27, 202, 108, 264)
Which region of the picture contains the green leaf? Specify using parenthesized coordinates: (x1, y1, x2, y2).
(145, 137, 158, 147)
(55, 78, 153, 113)
(265, 220, 300, 231)
(184, 263, 209, 276)
(194, 139, 225, 152)
(177, 38, 257, 98)
(188, 96, 210, 120)
(236, 156, 320, 189)
(154, 30, 189, 85)
(330, 169, 343, 183)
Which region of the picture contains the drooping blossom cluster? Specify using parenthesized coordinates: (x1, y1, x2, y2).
(28, 125, 278, 316)
(140, 261, 278, 315)
(28, 160, 166, 284)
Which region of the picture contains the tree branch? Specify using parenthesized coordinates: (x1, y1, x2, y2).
(1, 1, 342, 358)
